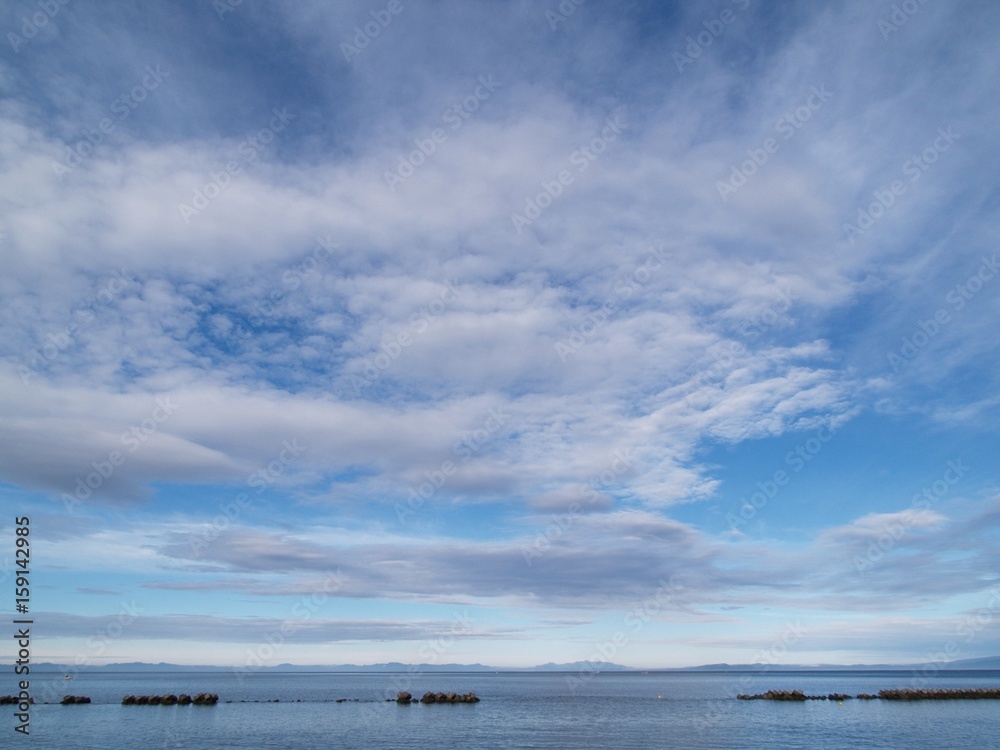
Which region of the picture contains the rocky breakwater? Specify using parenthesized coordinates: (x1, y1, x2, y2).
(738, 687, 1000, 701)
(122, 693, 219, 705)
(738, 690, 810, 702)
(395, 691, 480, 704)
(737, 691, 855, 701)
(60, 696, 92, 704)
(877, 688, 1000, 701)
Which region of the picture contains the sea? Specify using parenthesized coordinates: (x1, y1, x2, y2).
(10, 669, 1000, 749)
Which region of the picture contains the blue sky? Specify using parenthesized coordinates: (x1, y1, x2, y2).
(1, 0, 999, 669)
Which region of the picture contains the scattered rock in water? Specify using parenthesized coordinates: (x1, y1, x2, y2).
(60, 696, 91, 704)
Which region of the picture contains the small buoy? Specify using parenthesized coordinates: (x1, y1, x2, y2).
(838, 701, 843, 706)
(658, 695, 662, 700)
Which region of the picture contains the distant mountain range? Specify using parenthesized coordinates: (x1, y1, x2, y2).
(679, 655, 1000, 671)
(23, 660, 627, 674)
(19, 655, 1000, 672)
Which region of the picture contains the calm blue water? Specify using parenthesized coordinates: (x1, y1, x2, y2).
(11, 670, 1000, 749)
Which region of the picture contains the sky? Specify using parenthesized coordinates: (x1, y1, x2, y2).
(1, 0, 999, 671)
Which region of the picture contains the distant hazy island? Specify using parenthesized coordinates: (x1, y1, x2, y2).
(19, 655, 1000, 673)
